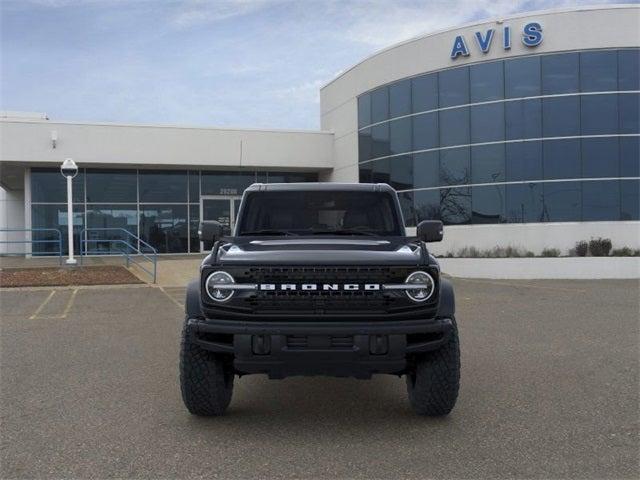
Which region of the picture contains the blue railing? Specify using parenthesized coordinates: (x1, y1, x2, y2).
(0, 228, 63, 264)
(80, 228, 158, 283)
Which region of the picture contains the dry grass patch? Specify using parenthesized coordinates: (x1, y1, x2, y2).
(0, 266, 143, 288)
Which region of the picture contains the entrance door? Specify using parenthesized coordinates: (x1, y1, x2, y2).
(200, 195, 242, 251)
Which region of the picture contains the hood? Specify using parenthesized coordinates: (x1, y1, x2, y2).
(206, 236, 423, 266)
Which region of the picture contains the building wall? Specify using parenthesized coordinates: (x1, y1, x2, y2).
(320, 5, 640, 252)
(0, 187, 26, 254)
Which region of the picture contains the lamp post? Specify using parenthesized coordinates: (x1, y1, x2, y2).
(60, 158, 78, 265)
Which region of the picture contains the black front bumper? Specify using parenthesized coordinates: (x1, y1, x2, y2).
(187, 317, 453, 379)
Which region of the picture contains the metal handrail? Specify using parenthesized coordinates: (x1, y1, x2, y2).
(79, 228, 158, 283)
(0, 228, 63, 264)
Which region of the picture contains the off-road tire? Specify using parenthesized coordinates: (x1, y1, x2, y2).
(180, 318, 234, 416)
(406, 317, 460, 416)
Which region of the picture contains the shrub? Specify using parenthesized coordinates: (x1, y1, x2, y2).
(540, 248, 561, 257)
(589, 237, 612, 257)
(574, 241, 589, 257)
(610, 247, 640, 257)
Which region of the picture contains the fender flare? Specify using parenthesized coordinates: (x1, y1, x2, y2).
(436, 277, 455, 318)
(185, 279, 204, 319)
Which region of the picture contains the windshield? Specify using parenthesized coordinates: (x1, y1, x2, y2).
(236, 190, 403, 236)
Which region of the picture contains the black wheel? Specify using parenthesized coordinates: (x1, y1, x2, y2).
(406, 317, 460, 416)
(180, 318, 234, 416)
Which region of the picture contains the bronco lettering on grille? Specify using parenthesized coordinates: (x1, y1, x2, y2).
(259, 283, 381, 291)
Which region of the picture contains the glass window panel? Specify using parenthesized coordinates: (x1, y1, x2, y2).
(543, 181, 581, 222)
(201, 171, 255, 196)
(412, 73, 438, 113)
(618, 49, 640, 91)
(621, 179, 640, 220)
(86, 169, 137, 203)
(389, 79, 411, 118)
(471, 144, 505, 184)
(189, 204, 200, 253)
(543, 139, 581, 180)
(414, 189, 441, 223)
(370, 86, 389, 123)
(31, 168, 85, 203)
(470, 61, 504, 102)
(505, 99, 542, 140)
(371, 158, 390, 184)
(86, 205, 138, 254)
(580, 51, 617, 92)
(31, 204, 84, 256)
(440, 147, 470, 186)
(470, 103, 504, 143)
(397, 191, 415, 227)
(412, 112, 438, 151)
(389, 117, 412, 155)
(266, 172, 317, 183)
(256, 171, 268, 183)
(359, 163, 372, 183)
(620, 136, 640, 177)
(139, 205, 188, 254)
(582, 137, 619, 178)
(188, 171, 200, 203)
(440, 187, 471, 225)
(542, 97, 580, 137)
(358, 94, 371, 128)
(139, 170, 187, 203)
(359, 128, 372, 162)
(619, 93, 639, 134)
(582, 180, 620, 221)
(389, 155, 413, 191)
(472, 185, 505, 224)
(505, 56, 541, 98)
(439, 108, 469, 147)
(506, 183, 543, 223)
(506, 141, 543, 182)
(581, 94, 618, 135)
(439, 67, 469, 108)
(413, 151, 440, 189)
(371, 123, 390, 158)
(542, 52, 579, 94)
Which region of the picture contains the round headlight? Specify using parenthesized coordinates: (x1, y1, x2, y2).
(205, 271, 235, 302)
(405, 271, 435, 302)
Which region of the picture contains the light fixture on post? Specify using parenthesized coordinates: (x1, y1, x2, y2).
(60, 158, 78, 265)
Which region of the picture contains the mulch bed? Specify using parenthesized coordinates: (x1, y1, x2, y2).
(0, 266, 143, 288)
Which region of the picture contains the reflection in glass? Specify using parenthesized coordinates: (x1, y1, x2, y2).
(505, 99, 542, 140)
(412, 112, 438, 151)
(201, 171, 255, 196)
(389, 155, 413, 191)
(505, 56, 541, 98)
(390, 79, 411, 118)
(188, 171, 200, 203)
(389, 117, 412, 155)
(140, 205, 188, 253)
(470, 61, 504, 102)
(397, 191, 415, 227)
(621, 180, 640, 220)
(620, 137, 640, 177)
(371, 158, 391, 184)
(619, 93, 639, 134)
(506, 183, 543, 223)
(371, 123, 390, 158)
(543, 139, 580, 180)
(358, 94, 371, 128)
(189, 204, 200, 253)
(359, 128, 372, 162)
(412, 74, 438, 113)
(580, 51, 617, 92)
(371, 86, 389, 123)
(582, 137, 619, 178)
(439, 108, 469, 147)
(581, 94, 618, 135)
(470, 103, 504, 143)
(440, 187, 471, 225)
(471, 144, 505, 184)
(542, 96, 580, 137)
(86, 169, 137, 203)
(472, 185, 505, 224)
(359, 163, 373, 183)
(506, 142, 543, 182)
(440, 148, 470, 186)
(542, 53, 579, 94)
(414, 189, 441, 223)
(618, 49, 640, 91)
(583, 181, 620, 221)
(31, 204, 84, 255)
(31, 168, 85, 203)
(86, 205, 138, 254)
(439, 67, 469, 108)
(139, 170, 187, 203)
(542, 182, 581, 222)
(413, 151, 440, 189)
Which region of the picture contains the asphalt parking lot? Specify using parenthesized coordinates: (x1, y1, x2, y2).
(1, 279, 638, 479)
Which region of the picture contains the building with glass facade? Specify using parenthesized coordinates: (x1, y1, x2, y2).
(1, 5, 639, 256)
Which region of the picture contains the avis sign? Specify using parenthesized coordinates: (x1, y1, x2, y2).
(450, 22, 543, 59)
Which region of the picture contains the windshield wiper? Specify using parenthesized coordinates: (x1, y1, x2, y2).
(240, 229, 298, 236)
(310, 229, 377, 237)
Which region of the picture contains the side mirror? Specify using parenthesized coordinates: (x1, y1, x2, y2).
(417, 220, 443, 242)
(199, 221, 224, 245)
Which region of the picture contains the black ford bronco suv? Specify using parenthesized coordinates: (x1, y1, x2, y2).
(181, 183, 459, 416)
